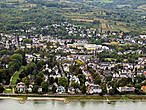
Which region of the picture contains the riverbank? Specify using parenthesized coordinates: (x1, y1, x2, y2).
(64, 95, 146, 102)
(0, 95, 146, 102)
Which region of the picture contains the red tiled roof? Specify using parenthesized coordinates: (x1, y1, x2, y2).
(82, 68, 87, 70)
(67, 55, 73, 58)
(141, 86, 146, 89)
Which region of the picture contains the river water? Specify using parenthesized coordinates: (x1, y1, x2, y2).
(0, 99, 146, 110)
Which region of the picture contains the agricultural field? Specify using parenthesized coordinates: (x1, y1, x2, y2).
(0, 0, 145, 34)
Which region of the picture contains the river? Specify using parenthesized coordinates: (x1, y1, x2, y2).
(0, 99, 146, 110)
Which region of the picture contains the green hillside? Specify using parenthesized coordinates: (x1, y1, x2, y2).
(0, 0, 145, 34)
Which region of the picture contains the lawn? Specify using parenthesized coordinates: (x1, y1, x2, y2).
(3, 86, 13, 93)
(4, 88, 13, 93)
(76, 60, 85, 65)
(10, 67, 25, 85)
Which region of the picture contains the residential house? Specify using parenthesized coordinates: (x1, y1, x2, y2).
(117, 86, 135, 92)
(141, 86, 146, 92)
(70, 75, 80, 85)
(27, 85, 33, 93)
(85, 82, 102, 94)
(16, 82, 25, 93)
(144, 72, 146, 77)
(38, 87, 42, 93)
(68, 87, 75, 94)
(56, 86, 65, 94)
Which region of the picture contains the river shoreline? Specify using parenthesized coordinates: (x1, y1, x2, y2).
(0, 95, 146, 102)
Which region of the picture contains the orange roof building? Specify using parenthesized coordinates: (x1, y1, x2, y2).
(141, 86, 146, 92)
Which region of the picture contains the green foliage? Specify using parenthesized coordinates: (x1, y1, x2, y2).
(0, 69, 10, 84)
(10, 67, 24, 85)
(76, 60, 85, 65)
(70, 81, 79, 88)
(109, 88, 116, 95)
(34, 72, 44, 86)
(69, 65, 83, 75)
(41, 81, 48, 93)
(81, 84, 86, 94)
(22, 77, 30, 87)
(58, 77, 68, 87)
(93, 73, 101, 84)
(52, 85, 57, 93)
(9, 54, 23, 73)
(22, 39, 32, 44)
(0, 0, 145, 35)
(100, 82, 107, 94)
(25, 62, 37, 75)
(48, 77, 55, 85)
(105, 75, 112, 81)
(37, 59, 45, 70)
(33, 85, 39, 93)
(78, 74, 86, 85)
(115, 78, 132, 87)
(0, 85, 4, 93)
(4, 88, 13, 93)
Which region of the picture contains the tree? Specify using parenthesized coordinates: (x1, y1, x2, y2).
(1, 55, 10, 64)
(135, 83, 141, 89)
(81, 84, 86, 94)
(94, 74, 101, 84)
(26, 62, 37, 75)
(48, 77, 55, 85)
(78, 74, 86, 85)
(105, 75, 112, 81)
(0, 69, 10, 84)
(41, 81, 48, 93)
(58, 77, 68, 87)
(46, 41, 53, 49)
(115, 78, 132, 87)
(69, 65, 83, 75)
(0, 85, 4, 93)
(35, 76, 44, 86)
(55, 42, 60, 47)
(33, 85, 39, 93)
(70, 81, 79, 88)
(8, 54, 22, 72)
(52, 85, 57, 93)
(100, 82, 107, 94)
(15, 49, 27, 66)
(109, 88, 115, 95)
(37, 60, 45, 70)
(126, 83, 133, 87)
(22, 38, 32, 44)
(22, 77, 30, 87)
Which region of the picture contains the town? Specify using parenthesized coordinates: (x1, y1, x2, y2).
(0, 22, 146, 95)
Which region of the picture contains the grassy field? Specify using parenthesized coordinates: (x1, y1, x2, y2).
(10, 67, 25, 85)
(4, 87, 13, 93)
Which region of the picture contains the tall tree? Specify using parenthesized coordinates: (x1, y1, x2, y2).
(8, 54, 22, 73)
(58, 77, 68, 87)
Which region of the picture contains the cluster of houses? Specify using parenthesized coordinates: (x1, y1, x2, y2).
(0, 21, 145, 51)
(16, 81, 142, 94)
(15, 53, 146, 94)
(0, 22, 146, 95)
